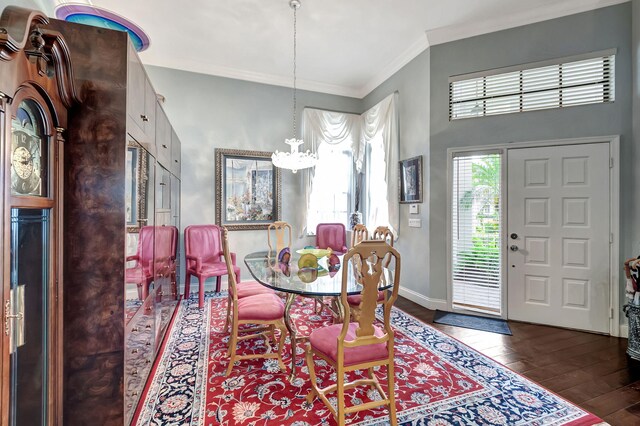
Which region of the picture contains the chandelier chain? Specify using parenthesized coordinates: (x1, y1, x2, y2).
(292, 3, 297, 139)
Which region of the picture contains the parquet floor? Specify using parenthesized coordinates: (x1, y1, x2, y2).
(395, 297, 640, 425)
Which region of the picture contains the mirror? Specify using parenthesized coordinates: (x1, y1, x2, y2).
(124, 142, 155, 324)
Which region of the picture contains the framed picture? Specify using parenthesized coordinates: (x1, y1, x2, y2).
(399, 155, 423, 204)
(126, 142, 151, 233)
(215, 148, 281, 231)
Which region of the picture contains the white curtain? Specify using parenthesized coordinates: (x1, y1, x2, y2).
(360, 93, 399, 237)
(299, 108, 360, 236)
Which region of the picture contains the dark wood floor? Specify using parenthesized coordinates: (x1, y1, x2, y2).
(395, 297, 640, 425)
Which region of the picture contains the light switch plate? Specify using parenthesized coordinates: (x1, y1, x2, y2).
(408, 218, 422, 228)
(409, 204, 419, 214)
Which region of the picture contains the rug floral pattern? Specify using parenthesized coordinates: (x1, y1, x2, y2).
(136, 293, 602, 425)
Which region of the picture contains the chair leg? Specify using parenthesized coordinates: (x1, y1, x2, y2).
(137, 283, 143, 300)
(387, 362, 397, 426)
(184, 273, 191, 299)
(276, 322, 287, 372)
(336, 368, 346, 426)
(226, 322, 239, 376)
(198, 276, 205, 309)
(224, 294, 232, 332)
(216, 276, 222, 293)
(305, 347, 319, 403)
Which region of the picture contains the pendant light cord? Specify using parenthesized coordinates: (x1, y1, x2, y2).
(292, 2, 298, 140)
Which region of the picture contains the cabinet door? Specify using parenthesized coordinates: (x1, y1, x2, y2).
(126, 44, 146, 137)
(170, 128, 181, 176)
(155, 103, 172, 168)
(143, 79, 156, 143)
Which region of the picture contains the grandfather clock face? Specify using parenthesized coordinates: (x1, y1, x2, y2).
(11, 100, 47, 197)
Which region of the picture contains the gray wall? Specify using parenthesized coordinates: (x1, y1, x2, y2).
(145, 66, 361, 287)
(428, 4, 633, 306)
(362, 50, 431, 298)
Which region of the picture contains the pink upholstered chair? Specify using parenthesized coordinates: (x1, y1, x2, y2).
(184, 224, 240, 308)
(315, 223, 348, 254)
(125, 226, 155, 300)
(305, 240, 401, 425)
(154, 225, 179, 296)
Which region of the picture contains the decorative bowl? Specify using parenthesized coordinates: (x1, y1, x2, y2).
(296, 248, 332, 258)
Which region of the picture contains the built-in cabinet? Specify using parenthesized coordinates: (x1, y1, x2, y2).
(123, 45, 183, 425)
(39, 18, 184, 425)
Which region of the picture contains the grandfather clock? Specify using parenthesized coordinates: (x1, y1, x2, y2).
(0, 6, 78, 425)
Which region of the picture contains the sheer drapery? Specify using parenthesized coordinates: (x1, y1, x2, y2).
(361, 93, 399, 237)
(299, 94, 399, 237)
(300, 108, 360, 236)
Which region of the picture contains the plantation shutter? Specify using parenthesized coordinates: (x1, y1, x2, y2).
(451, 153, 502, 315)
(450, 50, 615, 120)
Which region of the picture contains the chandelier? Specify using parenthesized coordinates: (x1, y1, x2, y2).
(271, 0, 317, 174)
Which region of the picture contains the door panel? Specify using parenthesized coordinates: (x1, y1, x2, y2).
(9, 208, 50, 426)
(507, 143, 610, 333)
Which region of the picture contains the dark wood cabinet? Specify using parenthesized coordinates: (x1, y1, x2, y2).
(40, 16, 183, 426)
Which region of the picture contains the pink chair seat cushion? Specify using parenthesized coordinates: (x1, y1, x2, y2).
(195, 262, 240, 277)
(125, 266, 148, 284)
(346, 290, 385, 306)
(309, 322, 388, 366)
(237, 293, 284, 321)
(232, 281, 274, 298)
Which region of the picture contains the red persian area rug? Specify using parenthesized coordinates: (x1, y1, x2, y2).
(135, 293, 606, 425)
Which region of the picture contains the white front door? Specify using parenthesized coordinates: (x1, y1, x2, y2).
(507, 143, 610, 333)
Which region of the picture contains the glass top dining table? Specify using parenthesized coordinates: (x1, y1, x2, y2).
(244, 250, 395, 380)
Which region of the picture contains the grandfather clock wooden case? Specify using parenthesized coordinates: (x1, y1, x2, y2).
(0, 6, 182, 426)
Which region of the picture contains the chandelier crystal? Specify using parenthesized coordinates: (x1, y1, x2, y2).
(271, 0, 317, 174)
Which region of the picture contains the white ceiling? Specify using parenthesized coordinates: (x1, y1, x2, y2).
(52, 0, 627, 98)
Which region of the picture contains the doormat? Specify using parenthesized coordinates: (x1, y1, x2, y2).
(433, 309, 512, 335)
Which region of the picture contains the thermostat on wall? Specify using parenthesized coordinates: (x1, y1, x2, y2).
(409, 204, 419, 214)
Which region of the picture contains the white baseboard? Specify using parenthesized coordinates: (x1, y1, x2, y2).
(620, 325, 629, 339)
(398, 286, 448, 311)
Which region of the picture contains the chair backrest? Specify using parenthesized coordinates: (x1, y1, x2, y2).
(372, 226, 394, 267)
(267, 221, 292, 255)
(340, 240, 400, 350)
(136, 225, 156, 274)
(372, 226, 393, 246)
(154, 226, 178, 277)
(351, 224, 369, 248)
(184, 224, 223, 270)
(221, 227, 239, 304)
(316, 223, 347, 253)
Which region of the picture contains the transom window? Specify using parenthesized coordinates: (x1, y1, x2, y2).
(449, 50, 615, 120)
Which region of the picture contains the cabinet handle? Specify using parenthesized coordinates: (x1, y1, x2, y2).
(162, 144, 168, 149)
(131, 369, 138, 376)
(145, 341, 151, 346)
(141, 114, 149, 122)
(145, 324, 152, 329)
(159, 182, 166, 186)
(174, 159, 178, 163)
(131, 327, 139, 332)
(131, 348, 139, 354)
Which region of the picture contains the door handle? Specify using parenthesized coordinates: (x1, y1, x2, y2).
(510, 245, 519, 252)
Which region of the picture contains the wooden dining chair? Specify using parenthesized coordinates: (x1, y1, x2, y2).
(305, 240, 401, 426)
(221, 227, 288, 376)
(267, 221, 292, 256)
(351, 224, 369, 248)
(346, 226, 395, 307)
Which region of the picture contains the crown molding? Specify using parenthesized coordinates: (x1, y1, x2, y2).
(141, 56, 362, 99)
(357, 34, 430, 99)
(425, 0, 629, 46)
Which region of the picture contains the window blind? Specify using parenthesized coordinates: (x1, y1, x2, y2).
(451, 153, 502, 314)
(450, 52, 615, 120)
